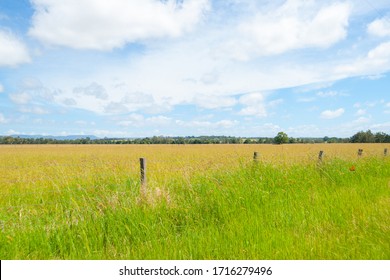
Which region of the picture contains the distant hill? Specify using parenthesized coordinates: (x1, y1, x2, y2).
(10, 135, 99, 140)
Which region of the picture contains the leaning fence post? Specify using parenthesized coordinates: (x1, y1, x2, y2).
(385, 148, 388, 156)
(318, 150, 324, 162)
(140, 158, 146, 186)
(358, 149, 363, 157)
(253, 152, 259, 162)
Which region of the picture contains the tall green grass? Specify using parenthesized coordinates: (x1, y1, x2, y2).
(0, 157, 389, 259)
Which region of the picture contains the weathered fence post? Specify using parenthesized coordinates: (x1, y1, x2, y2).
(385, 148, 388, 156)
(140, 158, 146, 186)
(358, 149, 363, 157)
(318, 150, 324, 162)
(253, 152, 259, 162)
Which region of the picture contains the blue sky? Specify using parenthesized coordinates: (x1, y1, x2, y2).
(0, 0, 390, 138)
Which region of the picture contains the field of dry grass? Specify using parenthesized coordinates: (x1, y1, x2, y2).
(1, 143, 388, 185)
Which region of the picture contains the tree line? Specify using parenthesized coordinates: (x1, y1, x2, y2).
(0, 130, 389, 145)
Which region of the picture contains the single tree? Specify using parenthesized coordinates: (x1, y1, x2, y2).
(274, 131, 289, 144)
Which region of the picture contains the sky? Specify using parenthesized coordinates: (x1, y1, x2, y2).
(0, 0, 390, 138)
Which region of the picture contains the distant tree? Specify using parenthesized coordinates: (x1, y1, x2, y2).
(375, 132, 387, 143)
(328, 137, 340, 143)
(274, 132, 289, 144)
(289, 137, 297, 144)
(174, 138, 184, 144)
(350, 130, 375, 143)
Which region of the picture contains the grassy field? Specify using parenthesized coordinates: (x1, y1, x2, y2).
(0, 144, 389, 259)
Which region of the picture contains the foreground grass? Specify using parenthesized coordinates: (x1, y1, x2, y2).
(0, 154, 389, 259)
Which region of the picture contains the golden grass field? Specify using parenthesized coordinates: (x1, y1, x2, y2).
(0, 143, 388, 200)
(1, 143, 388, 179)
(0, 143, 387, 190)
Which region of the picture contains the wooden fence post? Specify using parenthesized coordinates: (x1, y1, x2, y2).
(358, 149, 363, 157)
(253, 152, 259, 162)
(318, 150, 324, 162)
(140, 158, 146, 186)
(385, 148, 388, 156)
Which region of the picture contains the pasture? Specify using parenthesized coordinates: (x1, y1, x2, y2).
(0, 144, 389, 259)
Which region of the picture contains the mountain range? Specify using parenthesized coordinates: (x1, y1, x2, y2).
(9, 135, 99, 140)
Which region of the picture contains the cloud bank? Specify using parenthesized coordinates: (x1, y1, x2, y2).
(0, 30, 30, 67)
(29, 0, 210, 50)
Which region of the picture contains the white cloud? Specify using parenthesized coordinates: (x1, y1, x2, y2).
(287, 124, 321, 137)
(0, 30, 30, 67)
(22, 1, 390, 120)
(365, 74, 386, 80)
(335, 41, 390, 76)
(33, 44, 332, 115)
(367, 41, 390, 60)
(116, 114, 238, 132)
(239, 93, 267, 117)
(29, 0, 210, 50)
(104, 102, 129, 115)
(297, 90, 342, 103)
(19, 106, 49, 115)
(298, 97, 316, 103)
(62, 98, 77, 106)
(263, 123, 282, 132)
(92, 129, 131, 138)
(317, 91, 339, 97)
(9, 92, 32, 104)
(371, 122, 390, 131)
(194, 94, 237, 109)
(22, 77, 43, 89)
(0, 83, 3, 93)
(353, 116, 370, 125)
(294, 81, 334, 93)
(147, 116, 173, 126)
(320, 108, 345, 119)
(73, 82, 108, 100)
(367, 17, 390, 37)
(75, 120, 89, 126)
(356, 109, 366, 116)
(268, 99, 283, 107)
(53, 77, 173, 115)
(118, 113, 145, 127)
(385, 103, 390, 114)
(228, 1, 351, 59)
(117, 114, 173, 127)
(0, 113, 7, 124)
(353, 1, 390, 16)
(215, 120, 239, 128)
(6, 129, 21, 135)
(175, 119, 238, 129)
(226, 121, 284, 138)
